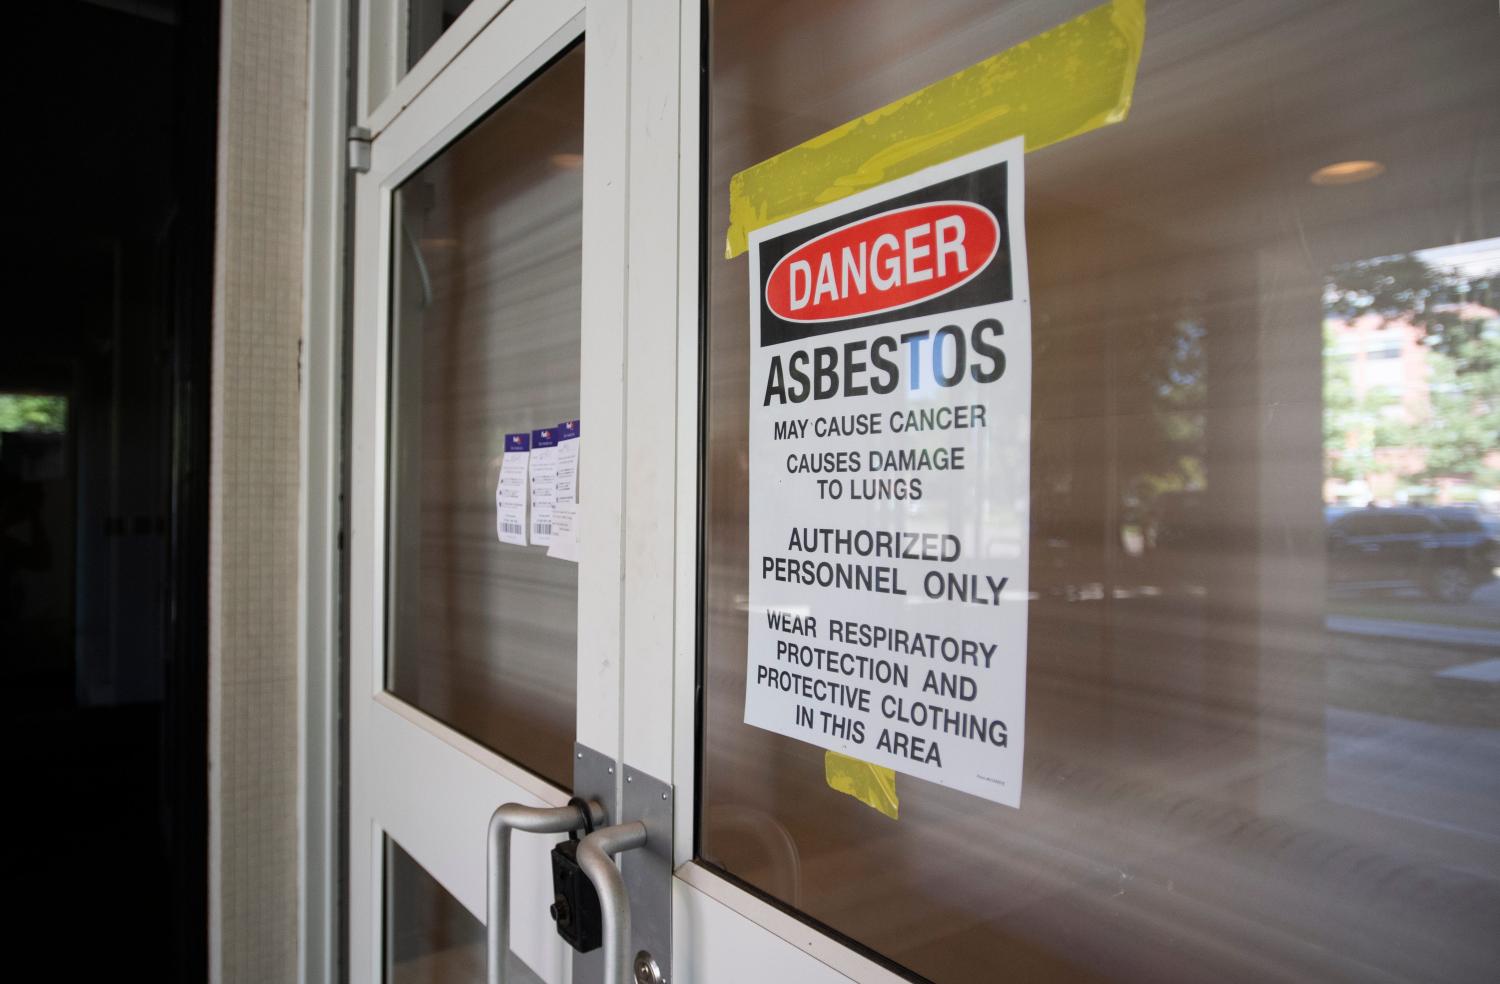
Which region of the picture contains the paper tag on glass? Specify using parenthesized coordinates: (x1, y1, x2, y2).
(496, 432, 530, 545)
(554, 419, 580, 506)
(547, 420, 581, 562)
(529, 426, 560, 545)
(547, 502, 579, 562)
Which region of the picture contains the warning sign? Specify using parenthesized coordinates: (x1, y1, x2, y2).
(744, 138, 1031, 808)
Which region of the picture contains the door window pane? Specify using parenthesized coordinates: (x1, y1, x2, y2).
(385, 837, 544, 984)
(407, 0, 476, 71)
(700, 3, 1500, 982)
(385, 837, 484, 984)
(387, 44, 585, 789)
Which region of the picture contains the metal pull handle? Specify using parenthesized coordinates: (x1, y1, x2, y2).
(576, 822, 649, 984)
(487, 800, 604, 984)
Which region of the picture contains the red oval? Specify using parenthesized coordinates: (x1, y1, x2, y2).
(765, 201, 999, 324)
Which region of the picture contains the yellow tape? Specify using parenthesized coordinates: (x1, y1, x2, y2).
(725, 0, 1145, 258)
(825, 750, 899, 820)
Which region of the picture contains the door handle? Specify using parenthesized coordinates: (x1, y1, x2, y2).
(487, 800, 605, 984)
(576, 822, 650, 984)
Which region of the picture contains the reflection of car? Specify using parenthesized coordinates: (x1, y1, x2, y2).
(1327, 506, 1500, 602)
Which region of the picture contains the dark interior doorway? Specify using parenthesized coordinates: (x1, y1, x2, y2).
(1, 1, 217, 978)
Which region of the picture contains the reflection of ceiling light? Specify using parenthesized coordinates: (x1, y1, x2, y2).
(1309, 160, 1385, 186)
(551, 152, 584, 170)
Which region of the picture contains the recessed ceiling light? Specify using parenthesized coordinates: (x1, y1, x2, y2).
(551, 152, 584, 170)
(1309, 160, 1385, 186)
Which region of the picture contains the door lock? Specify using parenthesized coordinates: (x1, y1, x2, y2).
(633, 950, 665, 984)
(549, 797, 604, 952)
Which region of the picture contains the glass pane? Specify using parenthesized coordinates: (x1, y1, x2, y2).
(384, 837, 545, 984)
(385, 837, 484, 984)
(388, 44, 585, 789)
(700, 3, 1500, 983)
(406, 0, 476, 71)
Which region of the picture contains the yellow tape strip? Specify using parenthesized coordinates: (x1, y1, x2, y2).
(825, 750, 900, 820)
(725, 0, 1145, 258)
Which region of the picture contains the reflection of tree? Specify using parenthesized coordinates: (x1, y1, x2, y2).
(1323, 250, 1500, 494)
(1125, 317, 1206, 509)
(1324, 252, 1496, 335)
(1386, 323, 1500, 484)
(0, 395, 67, 434)
(1324, 254, 1450, 324)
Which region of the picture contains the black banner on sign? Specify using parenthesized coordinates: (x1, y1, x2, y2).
(756, 160, 1014, 347)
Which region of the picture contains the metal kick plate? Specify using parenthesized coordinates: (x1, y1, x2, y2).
(621, 765, 673, 984)
(572, 743, 618, 984)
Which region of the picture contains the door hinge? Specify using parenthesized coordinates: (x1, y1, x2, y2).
(348, 126, 372, 173)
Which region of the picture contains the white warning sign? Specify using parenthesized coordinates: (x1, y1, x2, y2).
(744, 138, 1031, 808)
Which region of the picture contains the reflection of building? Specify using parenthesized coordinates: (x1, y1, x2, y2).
(1325, 302, 1500, 505)
(1327, 313, 1425, 409)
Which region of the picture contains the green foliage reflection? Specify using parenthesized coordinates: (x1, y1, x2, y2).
(0, 394, 68, 434)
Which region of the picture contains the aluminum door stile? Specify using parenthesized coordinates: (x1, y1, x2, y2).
(576, 0, 629, 800)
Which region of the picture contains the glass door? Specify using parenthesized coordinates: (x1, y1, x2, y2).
(690, 1, 1500, 982)
(348, 2, 604, 980)
(346, 0, 846, 977)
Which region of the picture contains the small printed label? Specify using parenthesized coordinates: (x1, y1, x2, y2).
(529, 427, 560, 546)
(547, 420, 581, 562)
(496, 432, 531, 546)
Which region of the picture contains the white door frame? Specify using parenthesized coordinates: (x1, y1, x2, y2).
(343, 1, 909, 981)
